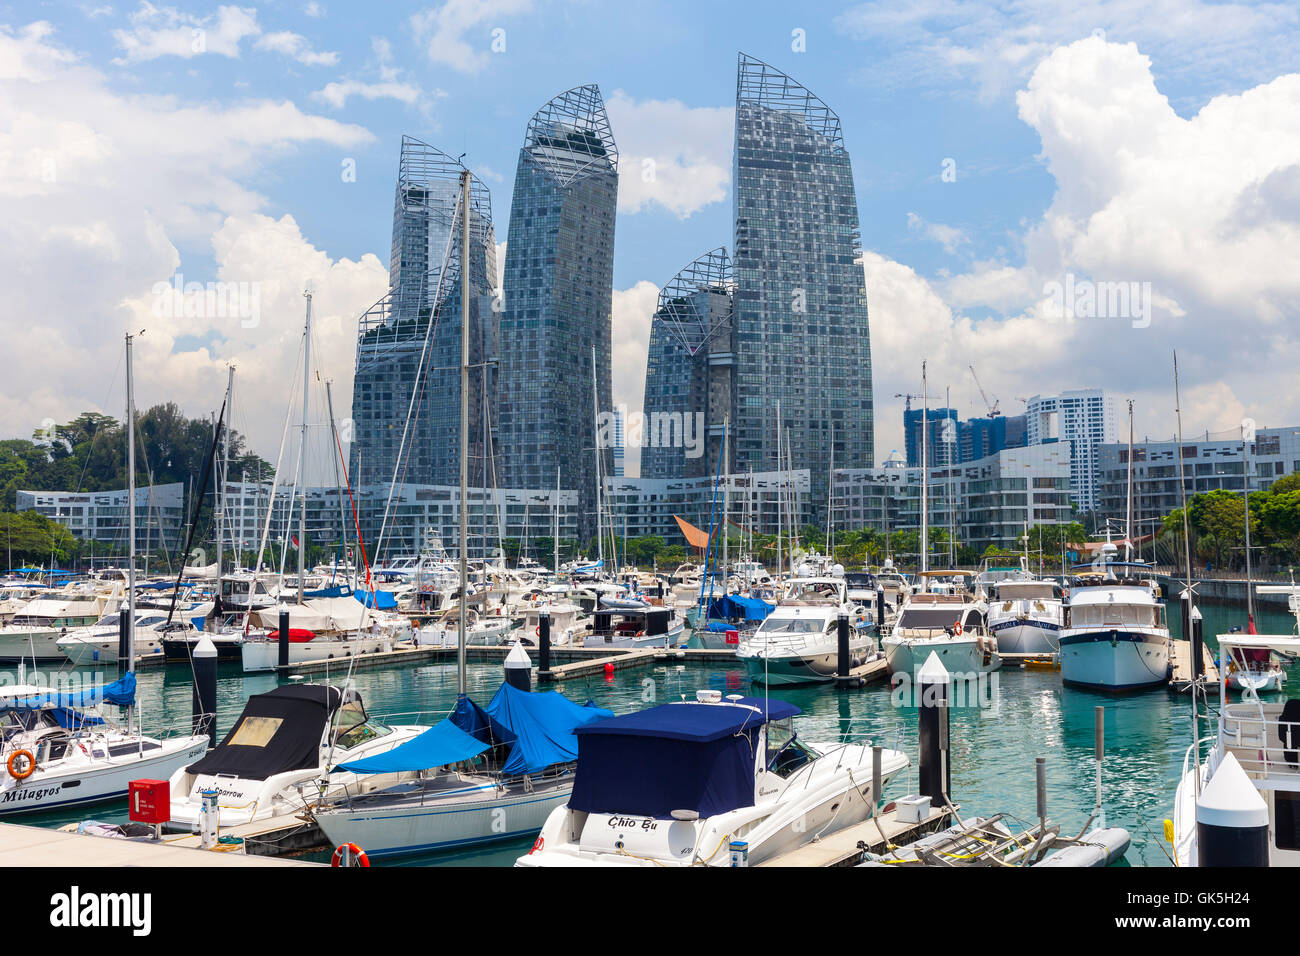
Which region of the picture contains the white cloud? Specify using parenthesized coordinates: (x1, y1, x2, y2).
(870, 36, 1300, 451)
(254, 30, 338, 66)
(605, 91, 733, 219)
(303, 2, 325, 16)
(907, 212, 971, 254)
(0, 23, 381, 465)
(112, 3, 259, 63)
(836, 0, 1300, 102)
(410, 0, 531, 75)
(313, 79, 421, 109)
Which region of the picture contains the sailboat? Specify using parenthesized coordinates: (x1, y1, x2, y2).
(0, 334, 209, 814)
(310, 170, 611, 860)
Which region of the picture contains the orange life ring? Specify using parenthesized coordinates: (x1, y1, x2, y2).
(953, 621, 963, 636)
(331, 842, 370, 867)
(7, 749, 35, 781)
(529, 835, 545, 855)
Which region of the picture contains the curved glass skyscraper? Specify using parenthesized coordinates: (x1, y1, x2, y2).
(732, 53, 873, 514)
(350, 137, 498, 493)
(497, 84, 618, 540)
(642, 246, 736, 480)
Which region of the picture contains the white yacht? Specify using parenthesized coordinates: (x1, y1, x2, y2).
(1059, 556, 1169, 691)
(882, 570, 999, 680)
(517, 692, 909, 867)
(735, 577, 875, 686)
(0, 675, 208, 815)
(987, 577, 1064, 655)
(512, 602, 589, 647)
(0, 589, 120, 663)
(313, 682, 612, 859)
(238, 597, 409, 672)
(55, 606, 180, 666)
(165, 683, 425, 831)
(414, 606, 513, 647)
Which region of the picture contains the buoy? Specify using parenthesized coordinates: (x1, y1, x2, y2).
(504, 641, 532, 692)
(604, 661, 615, 680)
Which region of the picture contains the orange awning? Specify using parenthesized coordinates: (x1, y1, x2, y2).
(673, 515, 711, 551)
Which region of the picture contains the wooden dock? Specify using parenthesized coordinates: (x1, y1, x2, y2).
(0, 822, 319, 866)
(758, 806, 953, 867)
(161, 811, 326, 857)
(1169, 638, 1221, 693)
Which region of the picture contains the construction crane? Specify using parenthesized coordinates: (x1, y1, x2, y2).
(894, 392, 922, 411)
(967, 365, 1000, 418)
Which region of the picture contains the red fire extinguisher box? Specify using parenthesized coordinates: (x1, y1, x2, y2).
(128, 779, 170, 824)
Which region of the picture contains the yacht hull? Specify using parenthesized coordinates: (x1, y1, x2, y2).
(1058, 629, 1170, 690)
(883, 636, 1000, 680)
(988, 618, 1060, 655)
(240, 635, 392, 672)
(314, 778, 571, 859)
(0, 629, 66, 664)
(0, 737, 208, 815)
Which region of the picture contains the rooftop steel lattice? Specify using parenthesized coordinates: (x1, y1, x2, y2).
(524, 84, 618, 184)
(654, 246, 735, 356)
(736, 52, 843, 148)
(397, 136, 495, 250)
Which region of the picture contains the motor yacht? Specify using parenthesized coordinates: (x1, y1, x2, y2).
(517, 691, 909, 867)
(882, 570, 1000, 681)
(735, 577, 876, 686)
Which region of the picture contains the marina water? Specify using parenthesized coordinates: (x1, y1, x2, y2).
(6, 599, 1289, 867)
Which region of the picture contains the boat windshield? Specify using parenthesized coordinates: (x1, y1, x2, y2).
(996, 583, 1060, 601)
(765, 717, 818, 778)
(1068, 603, 1163, 629)
(757, 617, 826, 635)
(897, 607, 973, 630)
(844, 573, 877, 589)
(332, 698, 390, 750)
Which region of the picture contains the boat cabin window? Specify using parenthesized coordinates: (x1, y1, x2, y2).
(1276, 791, 1300, 852)
(765, 718, 816, 778)
(844, 573, 877, 589)
(897, 607, 976, 631)
(757, 617, 823, 635)
(1066, 603, 1162, 629)
(332, 698, 389, 750)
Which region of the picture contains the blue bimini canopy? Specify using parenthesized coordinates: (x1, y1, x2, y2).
(486, 682, 613, 776)
(569, 697, 799, 820)
(15, 672, 136, 711)
(355, 589, 398, 609)
(707, 595, 774, 623)
(335, 718, 489, 774)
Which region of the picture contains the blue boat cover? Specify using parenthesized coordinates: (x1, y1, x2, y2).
(306, 585, 352, 598)
(707, 595, 774, 622)
(450, 693, 515, 747)
(354, 589, 397, 609)
(486, 682, 613, 775)
(14, 672, 136, 711)
(335, 718, 489, 774)
(568, 697, 799, 819)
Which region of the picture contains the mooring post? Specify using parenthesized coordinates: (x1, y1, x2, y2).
(834, 613, 853, 688)
(117, 604, 130, 674)
(278, 608, 290, 670)
(876, 587, 885, 632)
(538, 610, 552, 680)
(504, 641, 532, 692)
(192, 635, 218, 748)
(917, 651, 950, 805)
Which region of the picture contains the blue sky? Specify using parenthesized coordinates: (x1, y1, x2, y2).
(2, 0, 1299, 473)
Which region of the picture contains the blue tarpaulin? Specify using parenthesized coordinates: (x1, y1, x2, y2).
(14, 672, 137, 711)
(486, 682, 613, 775)
(706, 595, 774, 623)
(569, 697, 799, 819)
(335, 718, 489, 774)
(450, 694, 515, 747)
(354, 589, 398, 609)
(306, 585, 352, 598)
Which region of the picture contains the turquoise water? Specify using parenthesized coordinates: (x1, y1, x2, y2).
(5, 599, 1294, 867)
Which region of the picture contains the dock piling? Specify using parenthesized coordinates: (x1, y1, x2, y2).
(278, 609, 290, 670)
(917, 651, 951, 805)
(191, 635, 217, 747)
(538, 611, 552, 680)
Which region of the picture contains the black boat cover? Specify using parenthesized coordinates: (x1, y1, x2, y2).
(185, 684, 343, 781)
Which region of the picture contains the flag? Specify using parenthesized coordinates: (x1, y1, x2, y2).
(291, 534, 299, 548)
(1248, 613, 1257, 635)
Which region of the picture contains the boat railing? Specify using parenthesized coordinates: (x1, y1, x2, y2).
(1217, 709, 1300, 779)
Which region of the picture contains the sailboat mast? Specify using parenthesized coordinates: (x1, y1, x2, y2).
(1244, 422, 1254, 621)
(325, 380, 350, 587)
(1125, 399, 1135, 562)
(125, 333, 137, 727)
(298, 291, 311, 599)
(591, 346, 603, 571)
(458, 169, 471, 697)
(921, 360, 929, 575)
(554, 466, 560, 576)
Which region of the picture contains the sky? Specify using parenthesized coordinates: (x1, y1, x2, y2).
(2, 0, 1299, 482)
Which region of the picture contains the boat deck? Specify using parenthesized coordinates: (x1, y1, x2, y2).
(1169, 638, 1221, 693)
(0, 821, 320, 866)
(758, 806, 954, 867)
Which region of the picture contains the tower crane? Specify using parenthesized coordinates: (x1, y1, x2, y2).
(967, 365, 1000, 418)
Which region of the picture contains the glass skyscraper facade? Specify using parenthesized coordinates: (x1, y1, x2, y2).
(350, 137, 498, 493)
(497, 85, 618, 540)
(642, 247, 736, 480)
(732, 53, 873, 516)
